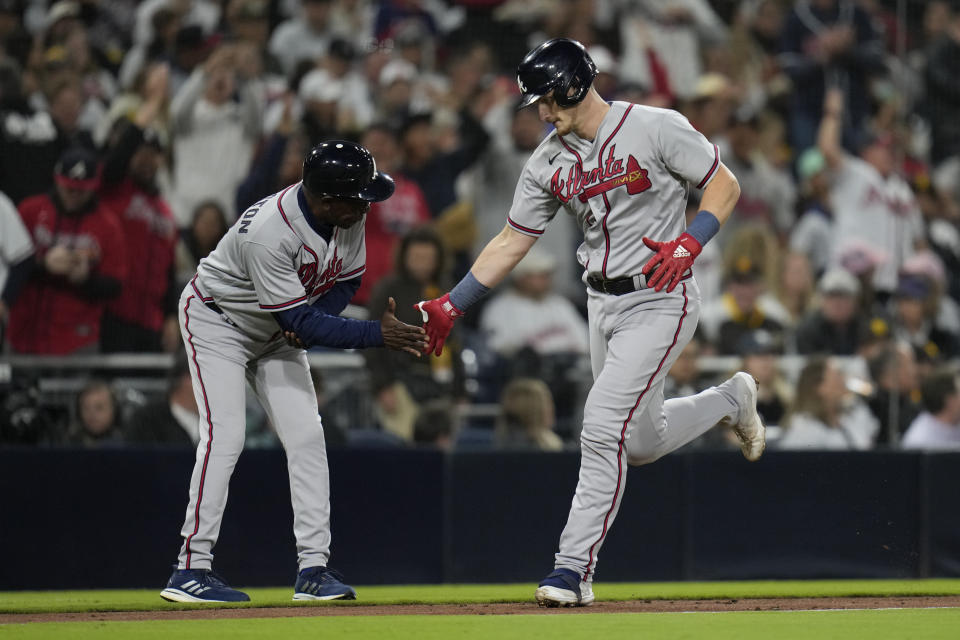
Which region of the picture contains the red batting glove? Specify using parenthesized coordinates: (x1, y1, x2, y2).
(414, 293, 462, 356)
(641, 233, 702, 293)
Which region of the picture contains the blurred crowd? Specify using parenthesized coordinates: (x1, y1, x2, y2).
(2, 0, 960, 452)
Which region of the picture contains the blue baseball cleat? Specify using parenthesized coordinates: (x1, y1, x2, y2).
(160, 568, 250, 603)
(535, 568, 595, 607)
(293, 566, 357, 601)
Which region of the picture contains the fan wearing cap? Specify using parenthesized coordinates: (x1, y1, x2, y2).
(699, 253, 789, 355)
(6, 147, 126, 355)
(795, 268, 870, 356)
(159, 140, 426, 604)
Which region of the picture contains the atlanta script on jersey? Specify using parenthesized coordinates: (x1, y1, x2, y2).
(506, 102, 720, 282)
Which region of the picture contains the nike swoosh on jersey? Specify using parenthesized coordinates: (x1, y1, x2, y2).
(548, 152, 561, 165)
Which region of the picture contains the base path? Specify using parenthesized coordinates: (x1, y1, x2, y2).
(4, 596, 960, 623)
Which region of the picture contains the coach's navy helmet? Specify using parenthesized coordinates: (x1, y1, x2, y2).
(302, 140, 395, 202)
(517, 38, 598, 109)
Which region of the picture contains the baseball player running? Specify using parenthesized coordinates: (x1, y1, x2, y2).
(161, 141, 426, 603)
(417, 39, 765, 607)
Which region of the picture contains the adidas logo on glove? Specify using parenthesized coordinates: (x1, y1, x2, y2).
(673, 246, 691, 258)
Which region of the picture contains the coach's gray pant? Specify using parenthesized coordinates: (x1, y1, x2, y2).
(175, 288, 332, 572)
(555, 279, 740, 581)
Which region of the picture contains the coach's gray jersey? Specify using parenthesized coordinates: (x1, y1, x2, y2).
(196, 183, 365, 342)
(507, 102, 720, 281)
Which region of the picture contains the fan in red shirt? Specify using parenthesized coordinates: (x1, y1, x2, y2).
(7, 147, 126, 354)
(98, 120, 179, 352)
(355, 124, 431, 305)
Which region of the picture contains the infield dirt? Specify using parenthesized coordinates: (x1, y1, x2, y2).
(3, 596, 958, 624)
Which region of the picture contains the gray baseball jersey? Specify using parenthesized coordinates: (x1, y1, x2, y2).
(0, 191, 32, 291)
(174, 182, 362, 572)
(197, 183, 365, 342)
(506, 102, 720, 282)
(507, 102, 743, 583)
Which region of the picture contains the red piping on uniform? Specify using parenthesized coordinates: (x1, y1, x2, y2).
(507, 216, 545, 236)
(594, 106, 633, 278)
(183, 295, 214, 569)
(259, 295, 307, 310)
(697, 145, 719, 189)
(600, 193, 613, 277)
(557, 135, 583, 167)
(339, 266, 365, 279)
(190, 274, 212, 302)
(596, 104, 633, 172)
(278, 184, 321, 265)
(583, 282, 689, 581)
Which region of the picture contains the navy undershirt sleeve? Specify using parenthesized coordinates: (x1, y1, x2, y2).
(311, 277, 360, 317)
(1, 254, 35, 306)
(274, 303, 383, 349)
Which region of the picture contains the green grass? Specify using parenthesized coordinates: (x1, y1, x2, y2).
(2, 579, 960, 614)
(3, 609, 960, 640)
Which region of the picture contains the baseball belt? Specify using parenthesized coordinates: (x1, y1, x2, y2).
(587, 271, 691, 295)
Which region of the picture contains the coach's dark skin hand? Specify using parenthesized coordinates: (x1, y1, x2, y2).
(284, 331, 305, 349)
(381, 297, 427, 357)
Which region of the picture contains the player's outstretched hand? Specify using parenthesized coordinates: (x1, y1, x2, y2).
(382, 297, 427, 357)
(641, 234, 702, 293)
(414, 293, 462, 357)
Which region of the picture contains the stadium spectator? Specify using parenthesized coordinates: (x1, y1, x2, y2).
(795, 268, 866, 355)
(473, 97, 581, 299)
(773, 251, 814, 328)
(173, 200, 228, 291)
(354, 123, 430, 305)
(125, 353, 199, 447)
(268, 0, 335, 76)
(65, 379, 124, 447)
(7, 147, 125, 355)
(867, 341, 921, 447)
(235, 96, 308, 212)
(925, 7, 960, 183)
(413, 398, 456, 451)
(494, 378, 564, 452)
(789, 148, 834, 276)
(479, 250, 588, 359)
(699, 254, 789, 355)
(890, 273, 958, 361)
(739, 329, 791, 426)
(365, 227, 463, 441)
(779, 356, 879, 450)
(818, 87, 924, 300)
(901, 369, 960, 450)
(98, 68, 179, 354)
(0, 71, 93, 204)
(716, 108, 796, 245)
(0, 190, 34, 335)
(665, 335, 708, 400)
(169, 42, 264, 225)
(779, 0, 885, 151)
(400, 109, 490, 219)
(617, 0, 728, 101)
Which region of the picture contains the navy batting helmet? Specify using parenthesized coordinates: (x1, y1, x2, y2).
(302, 140, 395, 202)
(517, 38, 598, 109)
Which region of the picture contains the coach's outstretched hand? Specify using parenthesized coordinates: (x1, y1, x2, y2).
(641, 233, 702, 293)
(414, 293, 462, 357)
(382, 297, 428, 357)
